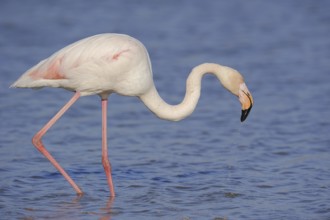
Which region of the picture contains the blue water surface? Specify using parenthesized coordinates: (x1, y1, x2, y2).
(0, 0, 329, 219)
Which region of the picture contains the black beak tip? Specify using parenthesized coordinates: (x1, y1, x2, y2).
(240, 105, 252, 122)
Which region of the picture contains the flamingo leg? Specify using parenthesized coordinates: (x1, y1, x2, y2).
(32, 92, 83, 195)
(101, 98, 115, 197)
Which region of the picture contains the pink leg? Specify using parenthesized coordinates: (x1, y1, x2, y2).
(101, 98, 115, 197)
(32, 92, 83, 195)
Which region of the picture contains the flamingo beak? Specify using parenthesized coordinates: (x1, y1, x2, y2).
(239, 83, 253, 122)
(241, 103, 252, 122)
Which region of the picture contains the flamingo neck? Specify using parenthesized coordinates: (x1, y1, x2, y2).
(139, 63, 225, 121)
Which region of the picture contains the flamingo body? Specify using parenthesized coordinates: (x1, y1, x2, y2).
(11, 33, 253, 196)
(12, 34, 153, 98)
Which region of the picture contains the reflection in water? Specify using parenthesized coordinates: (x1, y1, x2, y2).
(71, 194, 115, 219)
(72, 193, 84, 203)
(21, 194, 116, 219)
(99, 196, 115, 220)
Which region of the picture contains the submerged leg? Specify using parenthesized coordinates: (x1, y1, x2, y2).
(32, 92, 83, 195)
(101, 98, 115, 197)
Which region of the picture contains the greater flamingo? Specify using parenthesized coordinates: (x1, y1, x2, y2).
(11, 33, 253, 196)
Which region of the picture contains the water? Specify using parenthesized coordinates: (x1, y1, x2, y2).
(1, 0, 329, 219)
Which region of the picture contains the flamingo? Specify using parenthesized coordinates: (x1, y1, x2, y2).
(11, 33, 253, 196)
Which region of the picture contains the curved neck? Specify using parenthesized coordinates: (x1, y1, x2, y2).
(139, 63, 227, 121)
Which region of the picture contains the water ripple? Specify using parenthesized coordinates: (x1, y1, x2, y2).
(1, 1, 330, 219)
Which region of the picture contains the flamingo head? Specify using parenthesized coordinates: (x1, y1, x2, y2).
(219, 67, 254, 122)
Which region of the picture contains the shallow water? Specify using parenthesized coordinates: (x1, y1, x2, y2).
(1, 0, 330, 219)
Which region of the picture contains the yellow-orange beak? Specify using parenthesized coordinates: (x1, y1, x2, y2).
(239, 83, 253, 122)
